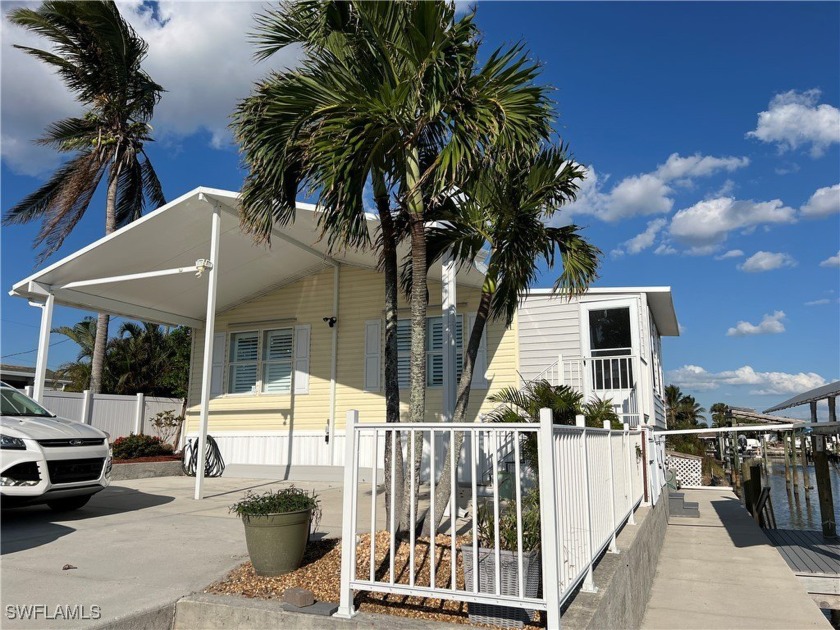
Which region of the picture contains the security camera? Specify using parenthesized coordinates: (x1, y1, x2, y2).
(323, 317, 337, 328)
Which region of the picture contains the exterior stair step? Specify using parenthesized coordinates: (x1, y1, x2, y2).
(669, 493, 700, 518)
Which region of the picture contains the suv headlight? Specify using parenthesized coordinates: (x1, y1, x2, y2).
(0, 435, 26, 450)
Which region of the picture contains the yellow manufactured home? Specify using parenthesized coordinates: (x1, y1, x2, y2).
(182, 264, 520, 476)
(11, 187, 679, 485)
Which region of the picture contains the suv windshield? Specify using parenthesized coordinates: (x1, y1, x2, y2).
(0, 388, 54, 417)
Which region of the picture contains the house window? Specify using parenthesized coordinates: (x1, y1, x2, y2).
(588, 307, 633, 390)
(396, 316, 463, 388)
(227, 328, 294, 394)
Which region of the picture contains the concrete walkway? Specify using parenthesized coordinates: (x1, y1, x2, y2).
(642, 488, 830, 629)
(1, 476, 384, 629)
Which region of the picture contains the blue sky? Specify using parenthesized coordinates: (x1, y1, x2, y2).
(2, 1, 838, 420)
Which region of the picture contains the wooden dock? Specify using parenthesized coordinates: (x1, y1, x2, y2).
(764, 528, 840, 612)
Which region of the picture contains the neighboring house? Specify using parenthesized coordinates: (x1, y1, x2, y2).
(0, 364, 70, 391)
(9, 187, 678, 482)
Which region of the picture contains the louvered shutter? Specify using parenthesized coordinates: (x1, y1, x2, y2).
(364, 319, 382, 391)
(210, 332, 226, 397)
(467, 313, 488, 388)
(294, 325, 310, 394)
(229, 332, 258, 393)
(427, 318, 444, 386)
(396, 319, 411, 388)
(262, 329, 293, 393)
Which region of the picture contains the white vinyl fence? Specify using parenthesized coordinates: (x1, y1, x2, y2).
(336, 409, 650, 627)
(25, 387, 183, 439)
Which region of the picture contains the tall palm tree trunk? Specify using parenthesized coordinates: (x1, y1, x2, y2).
(375, 172, 405, 532)
(423, 287, 491, 535)
(90, 169, 119, 393)
(403, 148, 428, 531)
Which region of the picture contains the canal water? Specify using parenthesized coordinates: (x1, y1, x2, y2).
(763, 456, 840, 530)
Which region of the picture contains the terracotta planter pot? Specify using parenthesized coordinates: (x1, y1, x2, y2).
(241, 508, 312, 576)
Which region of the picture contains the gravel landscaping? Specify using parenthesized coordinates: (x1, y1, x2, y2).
(206, 531, 544, 627)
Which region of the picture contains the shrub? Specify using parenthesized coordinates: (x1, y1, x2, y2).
(230, 487, 321, 525)
(476, 488, 541, 552)
(112, 433, 169, 459)
(149, 409, 183, 444)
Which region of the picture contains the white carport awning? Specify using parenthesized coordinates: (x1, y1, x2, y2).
(10, 186, 485, 326)
(12, 186, 486, 501)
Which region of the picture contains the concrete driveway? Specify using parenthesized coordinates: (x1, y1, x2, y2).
(1, 476, 381, 629)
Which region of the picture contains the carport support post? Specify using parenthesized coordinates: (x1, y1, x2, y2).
(441, 250, 457, 423)
(195, 199, 221, 501)
(32, 292, 55, 403)
(134, 393, 145, 434)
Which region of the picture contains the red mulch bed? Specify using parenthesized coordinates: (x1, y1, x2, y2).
(113, 454, 182, 464)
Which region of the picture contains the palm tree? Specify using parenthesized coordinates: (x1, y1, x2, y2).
(53, 318, 191, 397)
(418, 146, 601, 532)
(235, 0, 552, 530)
(237, 0, 409, 528)
(710, 402, 729, 428)
(484, 381, 618, 477)
(664, 384, 683, 429)
(5, 1, 165, 393)
(52, 317, 98, 391)
(676, 395, 706, 426)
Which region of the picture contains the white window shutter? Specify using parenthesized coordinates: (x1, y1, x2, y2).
(294, 325, 311, 394)
(468, 313, 488, 389)
(364, 319, 382, 391)
(210, 332, 226, 397)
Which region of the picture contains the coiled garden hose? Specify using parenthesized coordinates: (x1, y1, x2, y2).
(182, 435, 225, 477)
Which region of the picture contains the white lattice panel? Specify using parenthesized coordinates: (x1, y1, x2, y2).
(666, 452, 702, 486)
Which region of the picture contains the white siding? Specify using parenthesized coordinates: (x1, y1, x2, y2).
(517, 295, 582, 382)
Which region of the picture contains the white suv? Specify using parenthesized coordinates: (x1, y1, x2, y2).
(1, 383, 111, 511)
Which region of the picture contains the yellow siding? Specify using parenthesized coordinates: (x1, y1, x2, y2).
(185, 266, 518, 434)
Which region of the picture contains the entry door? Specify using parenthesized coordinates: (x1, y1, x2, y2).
(581, 298, 640, 392)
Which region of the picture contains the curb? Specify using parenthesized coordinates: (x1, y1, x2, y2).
(173, 593, 465, 630)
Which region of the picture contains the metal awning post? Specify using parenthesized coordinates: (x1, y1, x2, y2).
(32, 292, 55, 403)
(442, 251, 457, 422)
(194, 197, 222, 500)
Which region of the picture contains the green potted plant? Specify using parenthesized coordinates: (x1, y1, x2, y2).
(230, 487, 320, 577)
(462, 488, 542, 628)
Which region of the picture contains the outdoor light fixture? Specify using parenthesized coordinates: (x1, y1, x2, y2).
(195, 259, 213, 278)
(323, 317, 337, 327)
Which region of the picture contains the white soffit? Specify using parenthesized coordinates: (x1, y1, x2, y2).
(10, 187, 484, 327)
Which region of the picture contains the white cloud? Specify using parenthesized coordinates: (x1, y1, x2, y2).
(565, 152, 749, 223)
(614, 218, 667, 256)
(669, 198, 796, 249)
(566, 167, 672, 222)
(654, 243, 677, 256)
(715, 249, 744, 260)
(655, 153, 749, 183)
(666, 364, 826, 396)
(726, 310, 786, 337)
(820, 251, 840, 268)
(738, 251, 797, 273)
(747, 89, 840, 158)
(1, 2, 301, 175)
(800, 184, 840, 218)
(804, 298, 832, 306)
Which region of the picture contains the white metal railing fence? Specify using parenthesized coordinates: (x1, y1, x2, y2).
(335, 410, 646, 627)
(23, 387, 183, 440)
